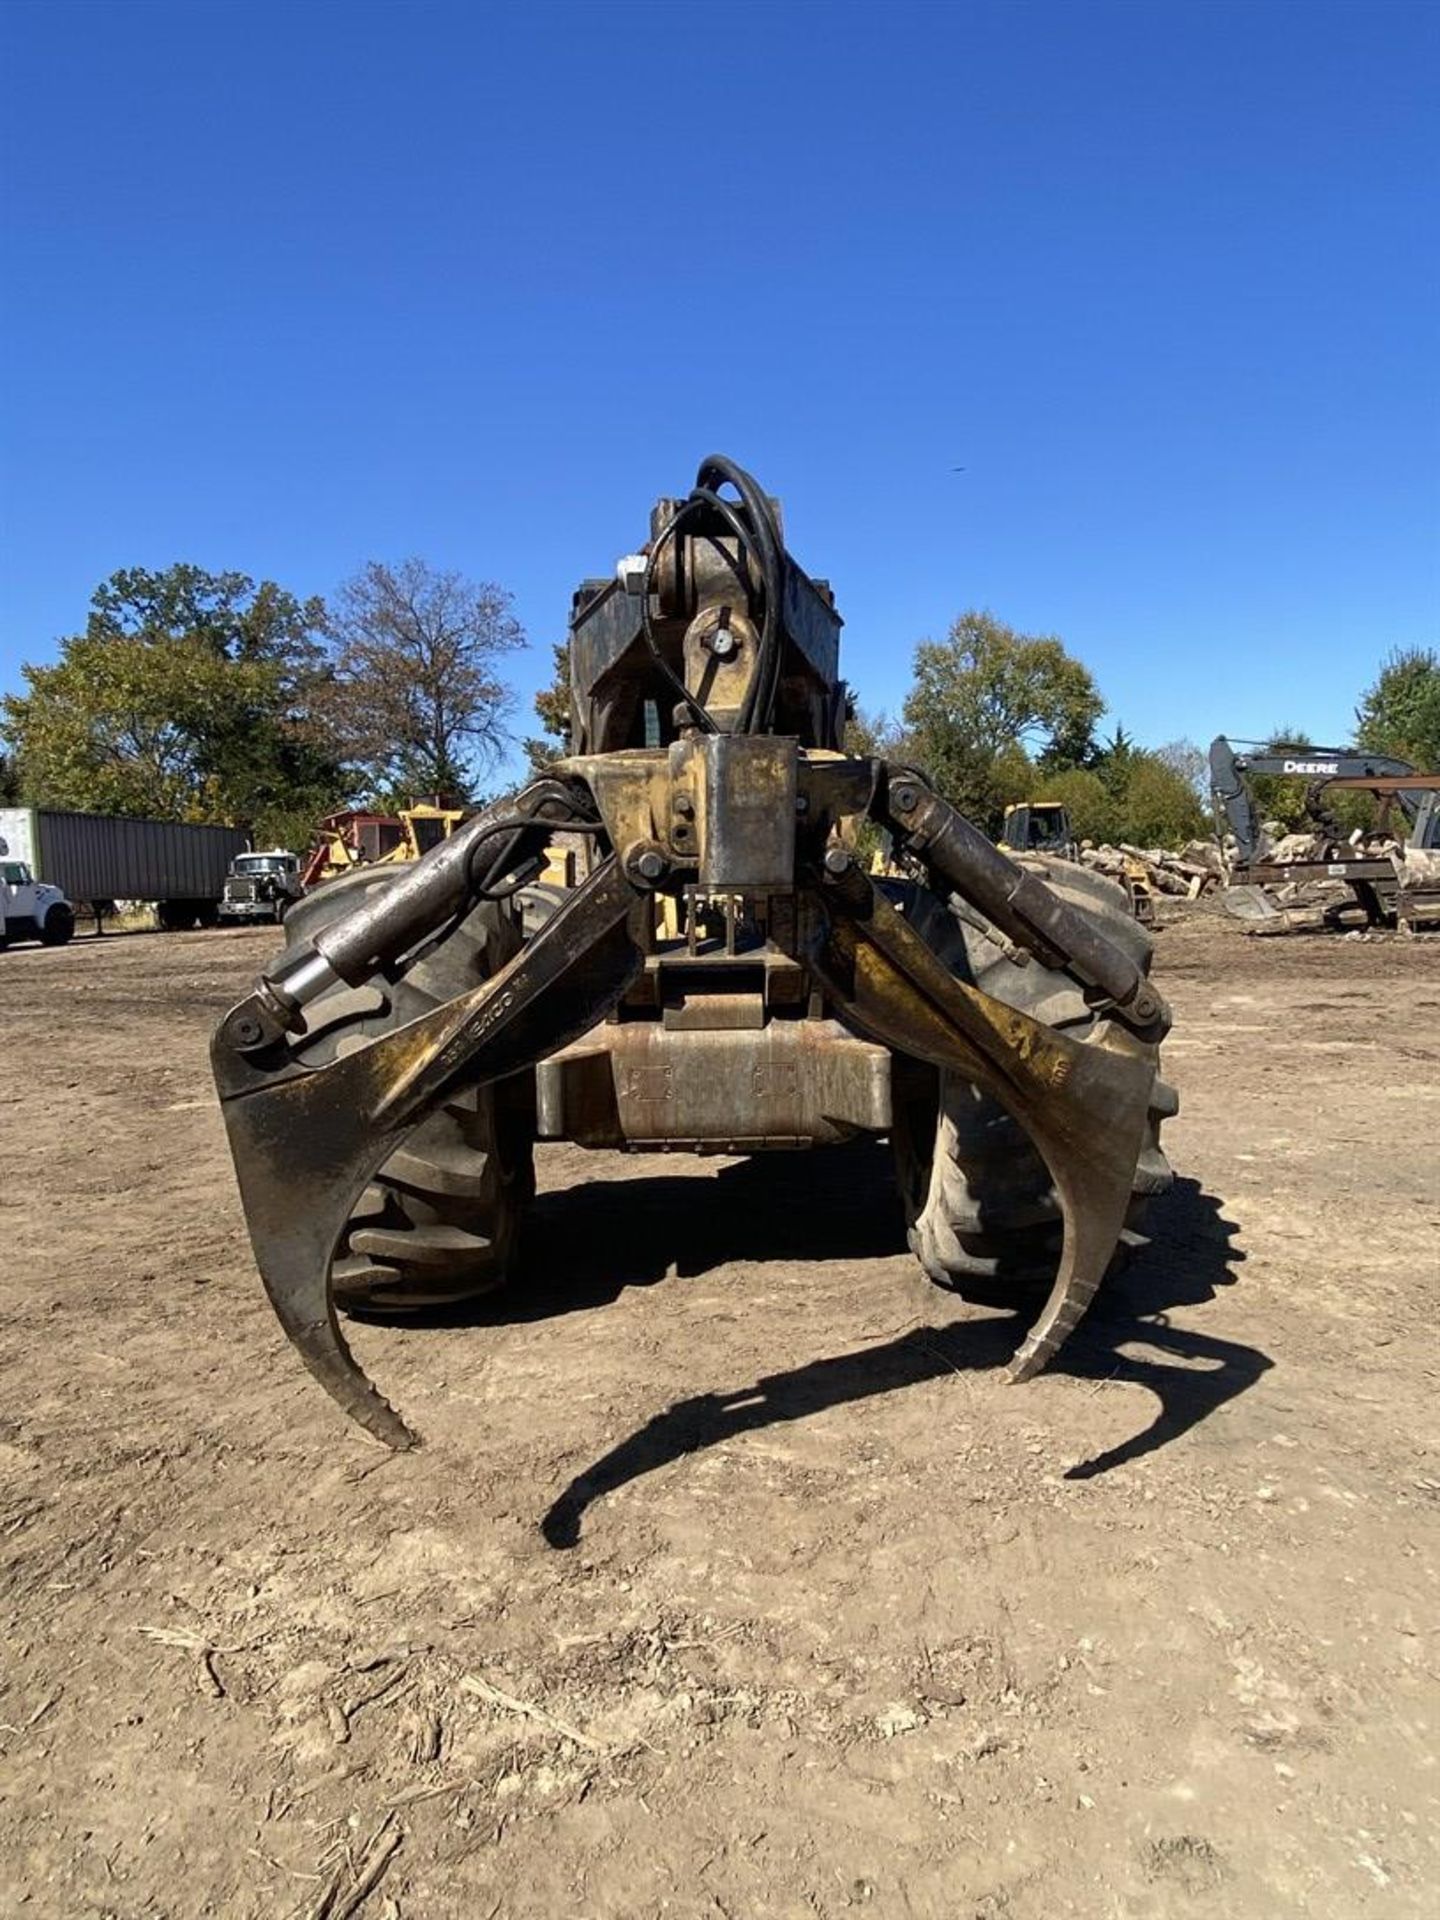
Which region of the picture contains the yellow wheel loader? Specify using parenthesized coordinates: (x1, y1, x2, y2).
(998, 801, 1078, 861)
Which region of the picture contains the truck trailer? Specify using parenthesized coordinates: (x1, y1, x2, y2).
(0, 807, 247, 937)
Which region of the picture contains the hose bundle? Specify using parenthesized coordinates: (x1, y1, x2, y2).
(640, 454, 787, 736)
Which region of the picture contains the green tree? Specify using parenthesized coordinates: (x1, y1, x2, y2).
(843, 701, 905, 761)
(522, 641, 574, 773)
(1, 566, 344, 847)
(324, 559, 525, 800)
(1090, 724, 1141, 798)
(1116, 754, 1208, 846)
(833, 703, 900, 863)
(902, 611, 1103, 833)
(1030, 766, 1117, 845)
(1033, 747, 1207, 849)
(1355, 647, 1440, 769)
(1245, 727, 1317, 833)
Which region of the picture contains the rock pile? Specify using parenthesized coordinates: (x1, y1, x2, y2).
(1077, 839, 1223, 898)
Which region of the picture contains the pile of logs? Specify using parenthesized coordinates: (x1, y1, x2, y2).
(1077, 839, 1223, 898)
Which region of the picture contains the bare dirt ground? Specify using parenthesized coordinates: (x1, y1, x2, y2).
(1, 909, 1436, 1919)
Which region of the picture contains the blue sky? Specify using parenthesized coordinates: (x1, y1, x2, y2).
(2, 0, 1436, 782)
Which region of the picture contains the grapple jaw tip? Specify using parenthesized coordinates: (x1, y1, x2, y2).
(811, 870, 1155, 1382)
(211, 1030, 421, 1449)
(211, 854, 648, 1448)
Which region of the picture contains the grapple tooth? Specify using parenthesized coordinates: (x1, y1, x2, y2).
(211, 1043, 419, 1447)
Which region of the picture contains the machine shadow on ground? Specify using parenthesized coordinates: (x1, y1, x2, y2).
(452, 1148, 1271, 1548)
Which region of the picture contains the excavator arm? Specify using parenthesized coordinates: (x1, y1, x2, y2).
(1209, 735, 1421, 863)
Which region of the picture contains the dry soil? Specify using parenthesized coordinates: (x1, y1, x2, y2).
(1, 909, 1437, 1918)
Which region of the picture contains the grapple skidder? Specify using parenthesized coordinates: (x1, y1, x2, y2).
(212, 458, 1175, 1449)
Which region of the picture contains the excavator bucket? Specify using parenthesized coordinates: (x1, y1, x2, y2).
(1220, 882, 1284, 923)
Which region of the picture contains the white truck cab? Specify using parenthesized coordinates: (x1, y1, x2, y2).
(0, 857, 75, 948)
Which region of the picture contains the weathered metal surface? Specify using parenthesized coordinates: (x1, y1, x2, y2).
(212, 458, 1174, 1453)
(306, 780, 581, 991)
(809, 860, 1155, 1380)
(568, 484, 842, 756)
(212, 857, 647, 1446)
(216, 814, 1156, 1437)
(534, 1017, 891, 1149)
(691, 735, 797, 890)
(886, 778, 1170, 1037)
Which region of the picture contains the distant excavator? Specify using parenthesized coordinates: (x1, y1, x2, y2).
(1208, 736, 1440, 927)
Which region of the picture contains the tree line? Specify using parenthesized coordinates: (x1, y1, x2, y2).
(856, 611, 1213, 847)
(3, 555, 1435, 855)
(0, 561, 523, 849)
(842, 616, 1437, 848)
(525, 609, 1440, 848)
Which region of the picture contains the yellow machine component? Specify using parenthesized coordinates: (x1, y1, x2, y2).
(303, 805, 466, 890)
(999, 802, 1078, 861)
(1123, 854, 1157, 925)
(399, 804, 466, 859)
(538, 844, 577, 888)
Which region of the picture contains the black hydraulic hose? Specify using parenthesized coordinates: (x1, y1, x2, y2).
(687, 484, 779, 729)
(639, 455, 789, 738)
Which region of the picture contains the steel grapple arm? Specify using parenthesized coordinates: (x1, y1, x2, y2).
(213, 749, 1169, 1447)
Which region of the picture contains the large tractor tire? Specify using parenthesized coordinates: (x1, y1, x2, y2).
(889, 857, 1176, 1293)
(282, 867, 534, 1314)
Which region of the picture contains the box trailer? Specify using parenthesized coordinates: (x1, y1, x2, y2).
(0, 807, 248, 933)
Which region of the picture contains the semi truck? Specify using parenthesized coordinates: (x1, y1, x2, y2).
(219, 849, 302, 924)
(0, 807, 248, 940)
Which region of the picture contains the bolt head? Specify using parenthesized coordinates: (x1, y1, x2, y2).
(823, 846, 853, 876)
(635, 849, 666, 882)
(892, 784, 919, 813)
